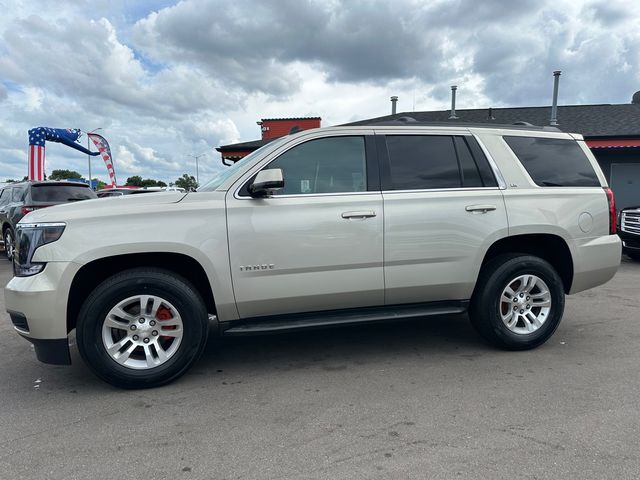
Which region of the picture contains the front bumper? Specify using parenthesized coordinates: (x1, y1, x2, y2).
(619, 230, 640, 252)
(5, 261, 80, 365)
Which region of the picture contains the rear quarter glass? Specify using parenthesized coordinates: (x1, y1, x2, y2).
(503, 136, 600, 187)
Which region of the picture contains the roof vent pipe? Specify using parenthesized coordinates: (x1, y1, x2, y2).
(390, 96, 398, 115)
(550, 70, 561, 126)
(449, 86, 459, 119)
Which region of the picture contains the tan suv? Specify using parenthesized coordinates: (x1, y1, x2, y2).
(5, 123, 621, 388)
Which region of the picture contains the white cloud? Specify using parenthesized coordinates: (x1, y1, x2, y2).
(0, 0, 639, 184)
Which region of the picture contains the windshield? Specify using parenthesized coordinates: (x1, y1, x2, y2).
(197, 137, 290, 192)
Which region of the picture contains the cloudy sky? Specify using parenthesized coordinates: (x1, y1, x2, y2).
(1, 0, 639, 184)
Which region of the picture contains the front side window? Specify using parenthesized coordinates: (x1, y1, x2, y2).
(385, 135, 460, 190)
(503, 136, 600, 187)
(267, 136, 366, 195)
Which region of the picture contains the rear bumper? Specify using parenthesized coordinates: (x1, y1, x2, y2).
(570, 235, 621, 294)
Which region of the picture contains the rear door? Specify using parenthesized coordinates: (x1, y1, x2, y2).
(226, 133, 384, 319)
(377, 131, 509, 305)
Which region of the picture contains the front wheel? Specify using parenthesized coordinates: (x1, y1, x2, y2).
(469, 254, 565, 350)
(77, 268, 209, 388)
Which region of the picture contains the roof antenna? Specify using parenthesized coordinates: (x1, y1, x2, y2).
(550, 70, 561, 126)
(449, 86, 459, 119)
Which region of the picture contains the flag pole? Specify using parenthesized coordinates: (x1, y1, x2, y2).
(87, 135, 92, 189)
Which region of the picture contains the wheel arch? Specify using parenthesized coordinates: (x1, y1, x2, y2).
(66, 252, 217, 334)
(480, 234, 574, 293)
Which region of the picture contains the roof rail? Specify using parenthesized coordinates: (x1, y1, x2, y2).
(364, 117, 561, 131)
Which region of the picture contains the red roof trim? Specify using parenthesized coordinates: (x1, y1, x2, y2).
(586, 139, 640, 148)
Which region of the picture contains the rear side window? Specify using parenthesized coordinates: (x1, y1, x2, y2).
(30, 185, 97, 202)
(384, 135, 495, 190)
(385, 135, 460, 190)
(12, 187, 25, 202)
(503, 136, 600, 187)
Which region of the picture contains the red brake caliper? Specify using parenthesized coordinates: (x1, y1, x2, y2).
(156, 306, 175, 341)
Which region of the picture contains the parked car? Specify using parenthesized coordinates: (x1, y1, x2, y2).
(5, 123, 621, 388)
(0, 181, 97, 260)
(97, 187, 167, 198)
(619, 206, 640, 261)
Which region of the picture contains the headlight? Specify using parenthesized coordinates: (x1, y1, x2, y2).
(14, 223, 66, 277)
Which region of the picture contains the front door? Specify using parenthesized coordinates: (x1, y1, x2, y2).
(226, 134, 384, 319)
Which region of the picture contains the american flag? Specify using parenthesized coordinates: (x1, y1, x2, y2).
(27, 127, 99, 181)
(28, 127, 47, 181)
(88, 133, 117, 187)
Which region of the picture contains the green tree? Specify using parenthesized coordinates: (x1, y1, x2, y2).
(174, 174, 198, 191)
(125, 175, 143, 187)
(140, 178, 168, 188)
(49, 169, 83, 180)
(93, 178, 107, 190)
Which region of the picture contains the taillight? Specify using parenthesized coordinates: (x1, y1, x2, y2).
(604, 187, 617, 235)
(21, 206, 39, 215)
(20, 205, 52, 215)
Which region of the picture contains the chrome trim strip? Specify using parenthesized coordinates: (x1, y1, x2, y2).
(17, 222, 66, 228)
(381, 187, 501, 194)
(235, 191, 381, 200)
(472, 135, 507, 190)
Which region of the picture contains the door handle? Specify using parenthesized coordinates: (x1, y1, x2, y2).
(341, 210, 377, 219)
(465, 204, 496, 213)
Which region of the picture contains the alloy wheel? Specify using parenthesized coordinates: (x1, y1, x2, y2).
(499, 274, 552, 335)
(101, 294, 184, 369)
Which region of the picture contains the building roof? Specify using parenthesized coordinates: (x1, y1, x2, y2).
(347, 103, 640, 137)
(259, 117, 321, 121)
(216, 138, 275, 152)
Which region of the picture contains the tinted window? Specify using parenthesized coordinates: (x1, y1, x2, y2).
(0, 189, 9, 205)
(12, 187, 25, 202)
(30, 185, 97, 202)
(267, 136, 366, 195)
(504, 136, 600, 187)
(465, 137, 498, 187)
(386, 135, 460, 190)
(454, 137, 483, 187)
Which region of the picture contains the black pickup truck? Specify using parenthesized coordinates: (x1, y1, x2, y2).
(620, 206, 640, 261)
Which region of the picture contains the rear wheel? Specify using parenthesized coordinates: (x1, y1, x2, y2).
(470, 254, 565, 350)
(77, 268, 209, 388)
(3, 228, 14, 261)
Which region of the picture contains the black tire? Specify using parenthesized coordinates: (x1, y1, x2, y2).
(3, 227, 14, 261)
(76, 268, 209, 389)
(469, 254, 565, 350)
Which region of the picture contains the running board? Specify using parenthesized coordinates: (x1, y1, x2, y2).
(221, 301, 468, 336)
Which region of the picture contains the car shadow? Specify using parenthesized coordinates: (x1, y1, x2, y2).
(192, 313, 489, 376)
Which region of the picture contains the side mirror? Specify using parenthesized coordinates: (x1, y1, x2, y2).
(248, 168, 284, 197)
